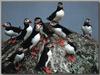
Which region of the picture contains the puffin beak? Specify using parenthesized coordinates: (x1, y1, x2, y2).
(29, 21, 32, 23)
(2, 24, 6, 27)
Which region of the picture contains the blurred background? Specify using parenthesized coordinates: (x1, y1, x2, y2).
(1, 1, 98, 42)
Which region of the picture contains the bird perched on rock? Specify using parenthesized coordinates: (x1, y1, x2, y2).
(81, 18, 92, 37)
(34, 42, 54, 74)
(51, 24, 72, 39)
(64, 41, 76, 62)
(11, 18, 33, 44)
(57, 38, 76, 62)
(47, 2, 64, 25)
(20, 17, 48, 57)
(2, 22, 22, 43)
(7, 48, 25, 71)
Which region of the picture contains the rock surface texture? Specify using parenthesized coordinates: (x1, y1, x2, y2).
(2, 29, 99, 74)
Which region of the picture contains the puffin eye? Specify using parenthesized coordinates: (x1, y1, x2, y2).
(25, 19, 30, 23)
(4, 23, 9, 26)
(35, 19, 41, 24)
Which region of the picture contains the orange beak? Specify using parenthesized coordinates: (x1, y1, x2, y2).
(2, 24, 6, 27)
(29, 21, 32, 23)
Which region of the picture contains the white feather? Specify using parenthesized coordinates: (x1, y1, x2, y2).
(82, 26, 92, 34)
(30, 33, 41, 49)
(5, 30, 19, 37)
(45, 50, 52, 67)
(53, 28, 66, 38)
(24, 26, 33, 40)
(53, 10, 64, 22)
(64, 42, 75, 55)
(14, 53, 24, 63)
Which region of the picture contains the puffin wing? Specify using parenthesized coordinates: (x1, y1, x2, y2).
(21, 29, 38, 49)
(11, 27, 22, 33)
(54, 24, 73, 35)
(47, 10, 57, 21)
(16, 29, 27, 40)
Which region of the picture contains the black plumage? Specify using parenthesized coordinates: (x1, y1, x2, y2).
(16, 18, 32, 40)
(47, 2, 64, 21)
(53, 24, 73, 35)
(34, 43, 50, 71)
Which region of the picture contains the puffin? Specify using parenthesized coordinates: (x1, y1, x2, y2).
(16, 18, 33, 40)
(81, 18, 92, 37)
(47, 2, 64, 24)
(11, 18, 33, 44)
(20, 17, 48, 54)
(7, 48, 25, 71)
(51, 23, 72, 39)
(2, 22, 22, 39)
(34, 42, 53, 74)
(57, 39, 76, 62)
(64, 41, 76, 62)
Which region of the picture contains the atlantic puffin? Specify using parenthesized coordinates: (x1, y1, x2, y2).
(2, 22, 22, 38)
(57, 38, 76, 62)
(81, 18, 92, 37)
(64, 41, 76, 62)
(20, 17, 47, 53)
(34, 42, 53, 74)
(47, 2, 64, 24)
(16, 18, 33, 40)
(7, 48, 25, 71)
(51, 23, 72, 39)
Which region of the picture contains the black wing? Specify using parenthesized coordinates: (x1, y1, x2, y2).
(47, 10, 57, 21)
(53, 24, 73, 35)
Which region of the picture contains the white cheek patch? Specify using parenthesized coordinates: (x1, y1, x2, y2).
(25, 19, 30, 23)
(36, 24, 42, 30)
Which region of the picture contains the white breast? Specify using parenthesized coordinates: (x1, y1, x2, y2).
(47, 50, 52, 57)
(14, 53, 24, 63)
(24, 26, 33, 40)
(32, 33, 41, 46)
(5, 30, 19, 37)
(53, 10, 64, 22)
(82, 26, 92, 34)
(64, 44, 75, 55)
(45, 50, 52, 67)
(53, 28, 66, 38)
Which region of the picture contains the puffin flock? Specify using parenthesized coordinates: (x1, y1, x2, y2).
(2, 2, 93, 74)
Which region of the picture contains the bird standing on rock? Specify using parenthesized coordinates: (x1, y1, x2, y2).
(2, 22, 22, 44)
(35, 42, 54, 74)
(47, 2, 64, 25)
(51, 23, 72, 39)
(20, 17, 48, 57)
(10, 18, 33, 44)
(7, 48, 25, 71)
(81, 18, 92, 38)
(56, 38, 76, 62)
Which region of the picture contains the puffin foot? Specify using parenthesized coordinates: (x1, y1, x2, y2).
(8, 39, 16, 44)
(67, 55, 76, 62)
(32, 47, 39, 53)
(15, 64, 22, 71)
(43, 67, 52, 74)
(57, 39, 65, 47)
(31, 52, 37, 58)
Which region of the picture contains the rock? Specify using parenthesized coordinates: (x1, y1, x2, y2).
(1, 28, 99, 74)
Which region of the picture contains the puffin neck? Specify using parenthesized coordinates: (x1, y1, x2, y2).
(24, 23, 29, 28)
(57, 7, 63, 11)
(84, 22, 91, 26)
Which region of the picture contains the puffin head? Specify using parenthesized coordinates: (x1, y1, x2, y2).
(24, 18, 32, 25)
(57, 2, 63, 8)
(2, 22, 11, 28)
(85, 18, 91, 23)
(34, 17, 43, 31)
